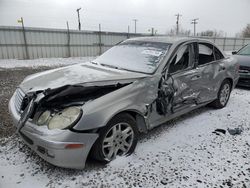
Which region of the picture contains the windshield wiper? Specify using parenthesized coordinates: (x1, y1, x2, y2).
(91, 61, 126, 71)
(92, 62, 144, 74)
(100, 63, 123, 70)
(90, 61, 98, 65)
(90, 61, 120, 69)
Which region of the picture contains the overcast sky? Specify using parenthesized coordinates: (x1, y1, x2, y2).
(0, 0, 249, 36)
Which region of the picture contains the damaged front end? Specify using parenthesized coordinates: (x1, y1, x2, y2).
(9, 82, 132, 169)
(16, 82, 131, 133)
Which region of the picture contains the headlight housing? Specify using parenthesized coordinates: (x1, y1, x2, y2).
(37, 106, 82, 130)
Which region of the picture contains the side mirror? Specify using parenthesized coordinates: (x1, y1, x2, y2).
(232, 51, 237, 55)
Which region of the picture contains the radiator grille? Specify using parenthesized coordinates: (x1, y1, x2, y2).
(239, 66, 250, 73)
(14, 88, 25, 113)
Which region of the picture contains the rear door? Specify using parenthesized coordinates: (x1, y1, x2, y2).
(194, 42, 225, 102)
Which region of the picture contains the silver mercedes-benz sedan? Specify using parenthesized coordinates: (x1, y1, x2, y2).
(9, 37, 239, 169)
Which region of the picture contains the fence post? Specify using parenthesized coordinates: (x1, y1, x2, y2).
(66, 22, 71, 57)
(127, 25, 130, 39)
(242, 38, 245, 47)
(98, 24, 102, 55)
(233, 38, 236, 51)
(223, 37, 226, 51)
(20, 17, 29, 59)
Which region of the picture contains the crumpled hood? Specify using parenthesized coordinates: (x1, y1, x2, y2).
(20, 62, 147, 93)
(234, 55, 250, 67)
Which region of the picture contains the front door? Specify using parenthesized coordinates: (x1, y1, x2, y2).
(157, 42, 201, 115)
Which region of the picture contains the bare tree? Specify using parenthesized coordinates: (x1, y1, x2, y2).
(166, 26, 191, 36)
(200, 30, 214, 37)
(199, 30, 225, 37)
(235, 32, 242, 38)
(242, 24, 250, 38)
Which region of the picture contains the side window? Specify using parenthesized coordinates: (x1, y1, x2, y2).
(214, 47, 224, 60)
(168, 44, 193, 74)
(198, 43, 215, 66)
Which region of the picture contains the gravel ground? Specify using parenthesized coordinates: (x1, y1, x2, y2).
(0, 67, 51, 138)
(1, 64, 250, 188)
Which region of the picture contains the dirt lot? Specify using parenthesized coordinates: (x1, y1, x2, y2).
(1, 65, 250, 188)
(0, 68, 50, 138)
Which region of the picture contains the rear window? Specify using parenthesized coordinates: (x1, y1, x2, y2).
(198, 43, 215, 65)
(214, 47, 224, 60)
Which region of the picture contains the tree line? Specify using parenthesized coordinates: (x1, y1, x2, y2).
(165, 24, 250, 38)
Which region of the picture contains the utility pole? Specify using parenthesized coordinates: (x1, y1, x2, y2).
(133, 19, 138, 33)
(191, 18, 199, 36)
(175, 13, 182, 35)
(17, 17, 29, 59)
(76, 8, 81, 31)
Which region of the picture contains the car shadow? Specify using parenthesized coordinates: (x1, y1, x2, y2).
(137, 106, 210, 142)
(13, 105, 214, 176)
(236, 85, 250, 90)
(73, 106, 212, 171)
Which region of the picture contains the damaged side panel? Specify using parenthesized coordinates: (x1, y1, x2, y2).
(72, 76, 161, 131)
(149, 70, 202, 118)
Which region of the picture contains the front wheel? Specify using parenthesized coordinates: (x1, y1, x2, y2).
(91, 113, 138, 162)
(210, 79, 231, 109)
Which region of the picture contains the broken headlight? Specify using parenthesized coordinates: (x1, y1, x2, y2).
(37, 110, 51, 125)
(37, 106, 82, 130)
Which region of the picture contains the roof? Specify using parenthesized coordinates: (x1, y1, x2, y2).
(127, 36, 212, 45)
(127, 36, 192, 44)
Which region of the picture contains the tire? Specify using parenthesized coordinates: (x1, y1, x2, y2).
(91, 113, 138, 162)
(210, 79, 232, 109)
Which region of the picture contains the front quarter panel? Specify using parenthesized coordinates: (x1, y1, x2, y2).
(73, 75, 160, 131)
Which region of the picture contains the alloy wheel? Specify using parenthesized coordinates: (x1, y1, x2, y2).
(102, 122, 134, 160)
(219, 83, 230, 106)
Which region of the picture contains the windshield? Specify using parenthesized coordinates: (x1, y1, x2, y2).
(94, 41, 171, 74)
(237, 45, 250, 55)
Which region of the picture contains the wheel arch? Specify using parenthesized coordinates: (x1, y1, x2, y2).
(220, 77, 233, 92)
(225, 77, 233, 89)
(105, 109, 148, 134)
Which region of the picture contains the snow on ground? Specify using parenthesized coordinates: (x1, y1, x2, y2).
(0, 57, 95, 68)
(1, 88, 250, 188)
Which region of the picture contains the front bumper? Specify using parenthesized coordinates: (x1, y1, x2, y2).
(237, 73, 250, 87)
(8, 95, 98, 169)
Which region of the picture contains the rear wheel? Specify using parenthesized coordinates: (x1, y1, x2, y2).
(91, 113, 138, 162)
(210, 79, 231, 109)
